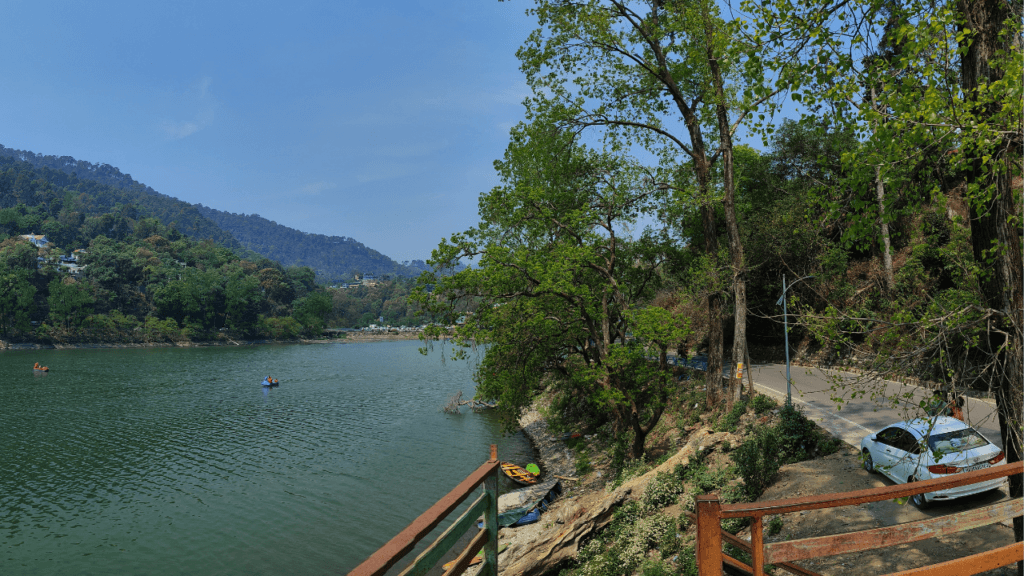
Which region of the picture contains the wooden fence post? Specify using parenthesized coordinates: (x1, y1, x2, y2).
(481, 444, 499, 576)
(697, 494, 723, 576)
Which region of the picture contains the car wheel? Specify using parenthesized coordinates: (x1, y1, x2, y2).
(862, 450, 875, 473)
(910, 478, 930, 509)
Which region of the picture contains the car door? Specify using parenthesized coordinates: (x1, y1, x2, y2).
(892, 429, 925, 482)
(872, 427, 904, 481)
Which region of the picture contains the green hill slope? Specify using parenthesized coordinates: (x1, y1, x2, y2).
(194, 205, 429, 284)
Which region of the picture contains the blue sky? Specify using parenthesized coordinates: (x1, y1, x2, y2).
(0, 1, 536, 263)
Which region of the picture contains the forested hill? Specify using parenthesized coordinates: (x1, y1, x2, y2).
(0, 143, 432, 284)
(0, 144, 246, 253)
(195, 205, 429, 283)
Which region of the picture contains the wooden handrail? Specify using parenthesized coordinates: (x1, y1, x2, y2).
(349, 445, 500, 576)
(698, 460, 1023, 576)
(721, 461, 1022, 519)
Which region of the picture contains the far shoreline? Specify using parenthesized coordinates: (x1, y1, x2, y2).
(0, 331, 424, 351)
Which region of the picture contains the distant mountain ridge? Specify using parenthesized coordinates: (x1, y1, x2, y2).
(0, 143, 428, 283)
(0, 144, 247, 253)
(194, 205, 429, 283)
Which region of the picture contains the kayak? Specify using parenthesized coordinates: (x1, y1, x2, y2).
(500, 461, 538, 485)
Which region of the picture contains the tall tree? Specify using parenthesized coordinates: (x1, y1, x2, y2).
(515, 0, 776, 407)
(414, 122, 686, 457)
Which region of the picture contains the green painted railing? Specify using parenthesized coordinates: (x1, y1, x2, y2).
(349, 445, 500, 576)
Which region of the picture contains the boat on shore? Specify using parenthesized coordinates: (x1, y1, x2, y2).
(500, 461, 538, 485)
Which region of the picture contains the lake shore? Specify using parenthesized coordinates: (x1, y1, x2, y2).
(0, 331, 423, 351)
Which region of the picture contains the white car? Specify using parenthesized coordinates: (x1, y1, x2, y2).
(860, 416, 1005, 508)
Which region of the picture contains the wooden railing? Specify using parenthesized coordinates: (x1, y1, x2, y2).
(349, 445, 500, 576)
(696, 461, 1023, 576)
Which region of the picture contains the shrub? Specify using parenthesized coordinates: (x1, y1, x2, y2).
(640, 471, 685, 514)
(776, 404, 818, 462)
(715, 399, 748, 433)
(767, 516, 784, 536)
(575, 448, 593, 476)
(733, 425, 781, 498)
(751, 394, 778, 415)
(777, 403, 840, 462)
(675, 546, 699, 576)
(640, 559, 673, 576)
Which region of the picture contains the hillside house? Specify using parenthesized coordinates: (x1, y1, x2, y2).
(20, 234, 50, 248)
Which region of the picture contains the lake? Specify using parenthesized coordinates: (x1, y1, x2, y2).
(1, 340, 533, 575)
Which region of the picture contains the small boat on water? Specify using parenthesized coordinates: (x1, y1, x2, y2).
(500, 461, 538, 485)
(33, 363, 49, 373)
(261, 377, 279, 387)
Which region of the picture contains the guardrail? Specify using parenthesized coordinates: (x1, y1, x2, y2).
(696, 461, 1023, 576)
(349, 445, 500, 576)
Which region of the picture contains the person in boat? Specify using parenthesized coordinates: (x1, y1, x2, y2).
(263, 375, 273, 386)
(34, 362, 40, 369)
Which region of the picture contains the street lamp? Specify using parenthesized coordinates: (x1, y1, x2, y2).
(776, 274, 814, 406)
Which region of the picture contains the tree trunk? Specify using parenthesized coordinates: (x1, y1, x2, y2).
(870, 87, 895, 292)
(874, 165, 895, 292)
(708, 38, 747, 408)
(699, 191, 725, 407)
(959, 0, 1023, 568)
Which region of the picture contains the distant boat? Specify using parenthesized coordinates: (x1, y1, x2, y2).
(500, 461, 538, 486)
(261, 378, 279, 387)
(33, 365, 49, 373)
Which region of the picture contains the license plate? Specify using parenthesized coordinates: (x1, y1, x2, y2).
(963, 463, 990, 472)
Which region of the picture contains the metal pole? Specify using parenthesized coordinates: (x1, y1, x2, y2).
(783, 274, 791, 406)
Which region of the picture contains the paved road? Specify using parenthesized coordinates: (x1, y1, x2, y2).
(747, 362, 1004, 449)
(747, 362, 1013, 529)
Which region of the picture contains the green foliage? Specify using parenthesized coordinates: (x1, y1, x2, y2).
(292, 292, 332, 336)
(414, 118, 684, 457)
(196, 205, 429, 284)
(776, 404, 840, 462)
(258, 315, 303, 340)
(751, 394, 778, 415)
(47, 278, 94, 331)
(767, 516, 784, 537)
(0, 263, 36, 335)
(732, 425, 781, 499)
(715, 398, 748, 433)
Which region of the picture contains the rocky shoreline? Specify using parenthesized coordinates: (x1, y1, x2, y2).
(497, 408, 577, 514)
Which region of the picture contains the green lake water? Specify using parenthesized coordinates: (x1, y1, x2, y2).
(1, 341, 533, 575)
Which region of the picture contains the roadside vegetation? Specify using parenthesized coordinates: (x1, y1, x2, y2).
(553, 383, 840, 576)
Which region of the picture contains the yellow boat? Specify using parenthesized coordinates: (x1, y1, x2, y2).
(500, 461, 538, 485)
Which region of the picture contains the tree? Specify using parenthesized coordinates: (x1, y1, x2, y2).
(415, 122, 686, 457)
(152, 267, 224, 330)
(515, 0, 778, 407)
(292, 292, 332, 336)
(224, 273, 262, 335)
(47, 277, 94, 332)
(0, 263, 35, 336)
(746, 0, 1022, 560)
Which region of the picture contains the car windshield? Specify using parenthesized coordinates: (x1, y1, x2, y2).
(927, 428, 989, 454)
